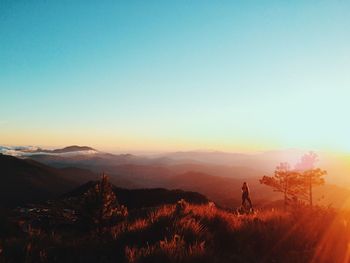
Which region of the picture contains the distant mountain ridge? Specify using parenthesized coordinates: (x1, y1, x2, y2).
(34, 145, 96, 153)
(0, 154, 210, 209)
(1, 153, 349, 209)
(0, 145, 98, 157)
(0, 154, 99, 207)
(2, 145, 346, 185)
(2, 145, 350, 208)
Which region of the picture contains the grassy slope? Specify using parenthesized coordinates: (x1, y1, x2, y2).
(1, 204, 350, 263)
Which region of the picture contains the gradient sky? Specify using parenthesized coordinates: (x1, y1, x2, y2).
(1, 1, 349, 152)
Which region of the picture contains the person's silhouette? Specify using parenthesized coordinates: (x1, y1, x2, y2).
(241, 182, 253, 209)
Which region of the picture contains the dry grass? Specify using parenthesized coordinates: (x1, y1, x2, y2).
(1, 202, 350, 262)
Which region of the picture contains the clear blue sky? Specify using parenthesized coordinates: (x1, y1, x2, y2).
(1, 1, 349, 152)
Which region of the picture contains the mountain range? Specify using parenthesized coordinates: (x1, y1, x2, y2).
(1, 145, 350, 209)
(0, 154, 98, 207)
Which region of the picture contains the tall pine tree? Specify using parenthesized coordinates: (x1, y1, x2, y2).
(295, 152, 326, 206)
(260, 162, 303, 209)
(80, 173, 127, 232)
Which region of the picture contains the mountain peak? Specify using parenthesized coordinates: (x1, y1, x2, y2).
(52, 145, 96, 153)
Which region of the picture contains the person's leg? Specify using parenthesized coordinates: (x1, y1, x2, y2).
(247, 197, 253, 208)
(242, 194, 246, 206)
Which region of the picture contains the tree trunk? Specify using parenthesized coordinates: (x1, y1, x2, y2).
(309, 175, 313, 206)
(284, 188, 287, 210)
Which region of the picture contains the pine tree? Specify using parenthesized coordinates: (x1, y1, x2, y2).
(80, 173, 127, 232)
(295, 152, 326, 206)
(260, 162, 303, 209)
(303, 169, 326, 206)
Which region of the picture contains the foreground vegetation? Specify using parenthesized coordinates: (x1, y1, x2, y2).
(1, 200, 350, 263)
(1, 175, 349, 263)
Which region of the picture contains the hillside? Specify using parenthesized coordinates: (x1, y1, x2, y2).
(164, 171, 279, 208)
(0, 154, 98, 207)
(1, 160, 350, 262)
(165, 171, 350, 209)
(2, 202, 349, 263)
(63, 180, 209, 209)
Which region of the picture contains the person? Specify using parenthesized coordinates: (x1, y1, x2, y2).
(241, 182, 253, 210)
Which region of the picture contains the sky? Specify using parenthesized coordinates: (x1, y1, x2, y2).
(1, 1, 349, 153)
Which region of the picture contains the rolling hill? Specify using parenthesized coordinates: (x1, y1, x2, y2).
(0, 154, 99, 207)
(62, 180, 209, 210)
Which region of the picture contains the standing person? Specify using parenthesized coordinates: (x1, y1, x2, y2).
(241, 182, 253, 210)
